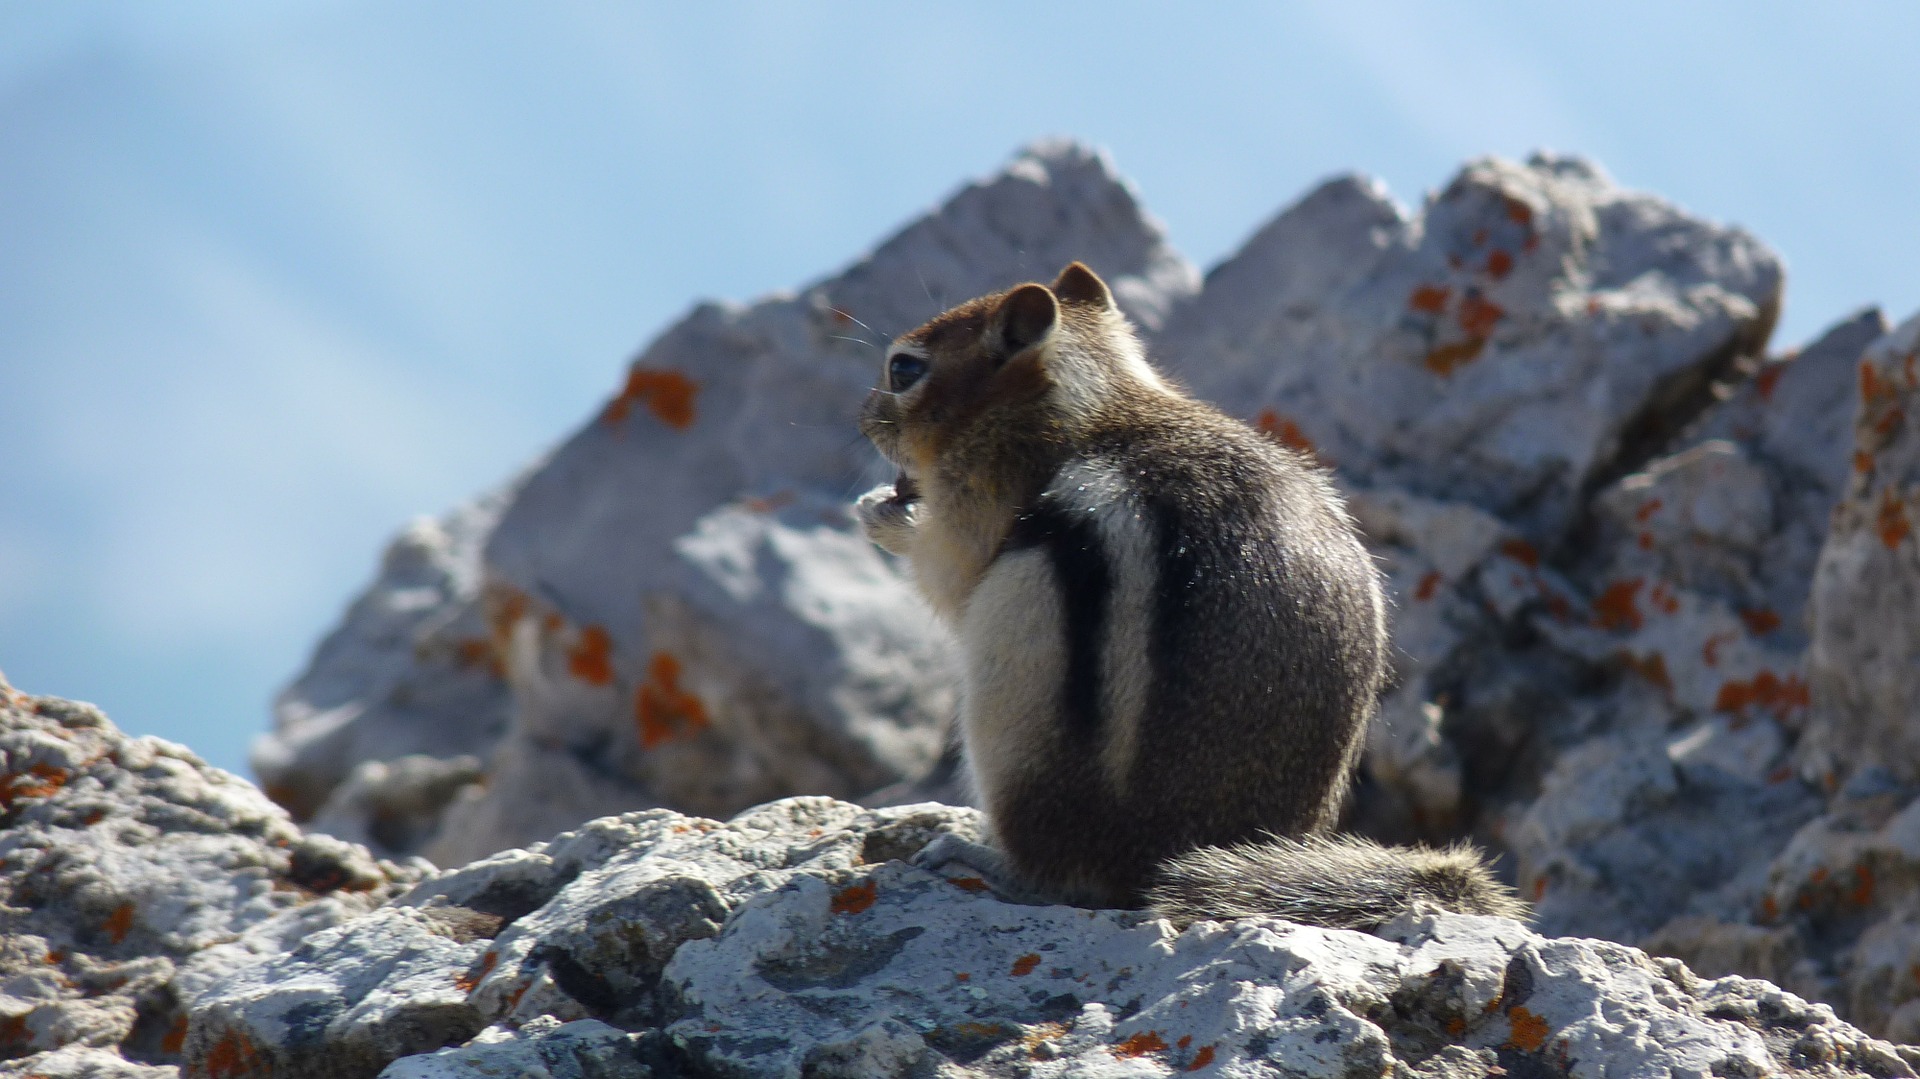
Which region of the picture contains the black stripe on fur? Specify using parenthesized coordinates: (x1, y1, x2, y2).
(1006, 502, 1111, 740)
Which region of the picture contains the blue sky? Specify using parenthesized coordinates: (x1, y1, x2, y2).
(2, 1, 1917, 776)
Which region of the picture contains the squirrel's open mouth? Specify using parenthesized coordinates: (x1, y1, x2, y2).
(890, 472, 921, 506)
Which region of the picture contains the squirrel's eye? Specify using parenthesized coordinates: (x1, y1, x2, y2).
(888, 354, 928, 392)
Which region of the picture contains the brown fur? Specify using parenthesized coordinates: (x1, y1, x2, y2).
(857, 263, 1526, 928)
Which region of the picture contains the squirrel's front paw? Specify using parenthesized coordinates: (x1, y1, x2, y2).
(855, 479, 919, 556)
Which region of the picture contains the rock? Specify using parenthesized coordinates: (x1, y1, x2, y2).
(0, 1044, 177, 1078)
(1495, 307, 1920, 1036)
(183, 905, 494, 1079)
(255, 497, 511, 823)
(1343, 488, 1514, 832)
(187, 798, 967, 1078)
(0, 677, 418, 1075)
(308, 755, 487, 861)
(376, 1018, 650, 1078)
(184, 795, 1917, 1079)
(1487, 312, 1877, 957)
(1808, 309, 1920, 782)
(1154, 154, 1782, 540)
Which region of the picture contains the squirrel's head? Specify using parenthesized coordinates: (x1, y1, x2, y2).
(858, 262, 1169, 491)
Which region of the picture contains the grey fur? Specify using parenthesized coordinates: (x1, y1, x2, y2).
(1147, 834, 1529, 930)
(857, 262, 1529, 931)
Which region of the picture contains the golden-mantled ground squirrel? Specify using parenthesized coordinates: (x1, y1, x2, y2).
(856, 262, 1525, 929)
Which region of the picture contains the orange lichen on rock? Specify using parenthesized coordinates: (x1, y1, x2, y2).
(947, 876, 990, 893)
(102, 903, 134, 944)
(602, 367, 699, 430)
(1592, 579, 1645, 632)
(1023, 1022, 1072, 1059)
(1506, 1006, 1550, 1051)
(567, 625, 615, 686)
(1425, 337, 1487, 376)
(634, 652, 710, 749)
(1713, 670, 1810, 720)
(1856, 450, 1875, 474)
(1756, 363, 1787, 401)
(1, 764, 69, 810)
(742, 490, 796, 514)
(1851, 863, 1875, 906)
(1499, 538, 1540, 568)
(0, 1012, 28, 1050)
(1458, 294, 1504, 338)
(1862, 361, 1899, 405)
(163, 1014, 189, 1055)
(452, 638, 503, 676)
(1543, 591, 1577, 624)
(1254, 410, 1318, 460)
(1504, 197, 1534, 226)
(1185, 1045, 1216, 1071)
(1702, 632, 1735, 668)
(1648, 582, 1680, 616)
(487, 588, 528, 653)
(1634, 498, 1664, 523)
(1739, 608, 1783, 635)
(831, 880, 878, 915)
(1415, 571, 1443, 602)
(1878, 487, 1911, 550)
(203, 1030, 266, 1079)
(456, 950, 499, 993)
(1114, 1031, 1170, 1058)
(1623, 651, 1672, 692)
(1011, 953, 1041, 976)
(1409, 284, 1451, 314)
(1486, 249, 1514, 279)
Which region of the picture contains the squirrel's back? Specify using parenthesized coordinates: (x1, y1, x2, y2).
(960, 400, 1387, 907)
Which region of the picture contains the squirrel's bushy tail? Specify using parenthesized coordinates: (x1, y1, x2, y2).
(1146, 833, 1529, 930)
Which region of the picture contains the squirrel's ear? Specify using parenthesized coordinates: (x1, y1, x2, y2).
(995, 283, 1058, 358)
(1050, 262, 1114, 310)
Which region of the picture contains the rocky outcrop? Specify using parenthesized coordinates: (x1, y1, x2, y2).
(182, 797, 1917, 1078)
(0, 677, 418, 1075)
(1808, 310, 1920, 781)
(201, 139, 1920, 1047)
(17, 699, 1914, 1077)
(1156, 155, 1781, 539)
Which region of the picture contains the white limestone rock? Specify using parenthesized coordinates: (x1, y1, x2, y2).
(1345, 488, 1514, 830)
(0, 678, 418, 1074)
(377, 1018, 648, 1078)
(308, 755, 487, 861)
(0, 1044, 178, 1078)
(1808, 309, 1920, 782)
(186, 798, 968, 1078)
(185, 795, 1917, 1079)
(255, 497, 511, 823)
(183, 905, 494, 1079)
(1499, 310, 1905, 1019)
(1154, 154, 1782, 540)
